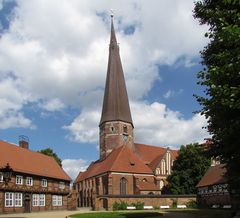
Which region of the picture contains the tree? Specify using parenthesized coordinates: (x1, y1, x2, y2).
(38, 148, 62, 167)
(166, 143, 211, 194)
(193, 0, 240, 191)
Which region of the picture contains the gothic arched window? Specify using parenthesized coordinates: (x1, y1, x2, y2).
(120, 177, 127, 195)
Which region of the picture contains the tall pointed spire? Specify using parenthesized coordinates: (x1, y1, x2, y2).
(99, 15, 133, 127)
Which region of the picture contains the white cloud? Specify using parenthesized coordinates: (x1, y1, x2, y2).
(64, 100, 209, 147)
(163, 89, 183, 99)
(63, 108, 100, 143)
(62, 158, 89, 180)
(39, 98, 65, 112)
(131, 101, 209, 146)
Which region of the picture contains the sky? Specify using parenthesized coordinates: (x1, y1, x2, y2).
(0, 0, 210, 180)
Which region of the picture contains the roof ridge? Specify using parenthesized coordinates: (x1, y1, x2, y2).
(109, 145, 126, 171)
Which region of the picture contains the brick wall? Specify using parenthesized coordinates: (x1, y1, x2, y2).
(95, 195, 196, 210)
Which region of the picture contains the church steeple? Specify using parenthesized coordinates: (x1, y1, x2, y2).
(99, 15, 133, 127)
(99, 15, 134, 159)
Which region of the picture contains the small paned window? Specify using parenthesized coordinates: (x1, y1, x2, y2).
(41, 179, 47, 187)
(5, 192, 14, 207)
(59, 182, 65, 189)
(52, 195, 62, 206)
(26, 177, 33, 186)
(14, 193, 22, 207)
(32, 194, 45, 207)
(16, 175, 23, 185)
(39, 194, 45, 206)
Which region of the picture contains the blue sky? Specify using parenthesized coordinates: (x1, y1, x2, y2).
(0, 0, 209, 179)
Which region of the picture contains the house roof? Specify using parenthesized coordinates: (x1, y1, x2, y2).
(137, 181, 159, 191)
(75, 145, 153, 183)
(135, 143, 178, 165)
(99, 16, 133, 127)
(196, 164, 227, 187)
(0, 140, 71, 181)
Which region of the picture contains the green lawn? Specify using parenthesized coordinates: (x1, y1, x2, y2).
(69, 209, 233, 218)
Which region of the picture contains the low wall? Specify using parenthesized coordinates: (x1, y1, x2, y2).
(95, 194, 196, 210)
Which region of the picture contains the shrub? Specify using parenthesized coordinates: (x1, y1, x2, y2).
(112, 201, 128, 210)
(187, 200, 198, 209)
(131, 201, 144, 210)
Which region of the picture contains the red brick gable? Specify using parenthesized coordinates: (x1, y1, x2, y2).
(0, 140, 71, 181)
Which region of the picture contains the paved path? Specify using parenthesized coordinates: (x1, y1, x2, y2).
(0, 209, 93, 218)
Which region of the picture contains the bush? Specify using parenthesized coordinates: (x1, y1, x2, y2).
(187, 200, 198, 209)
(112, 201, 128, 210)
(131, 201, 144, 210)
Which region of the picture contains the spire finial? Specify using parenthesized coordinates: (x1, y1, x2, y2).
(110, 9, 114, 18)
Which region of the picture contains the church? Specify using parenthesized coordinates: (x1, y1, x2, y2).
(73, 16, 179, 210)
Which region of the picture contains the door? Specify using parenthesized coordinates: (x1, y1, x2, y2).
(24, 194, 31, 213)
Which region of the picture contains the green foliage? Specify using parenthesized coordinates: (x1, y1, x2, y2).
(112, 201, 128, 210)
(167, 143, 211, 194)
(131, 201, 144, 210)
(193, 0, 240, 191)
(38, 148, 62, 167)
(186, 200, 198, 209)
(112, 201, 144, 211)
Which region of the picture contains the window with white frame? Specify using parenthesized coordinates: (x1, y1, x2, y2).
(0, 173, 3, 182)
(26, 177, 33, 186)
(32, 194, 45, 207)
(32, 194, 39, 206)
(14, 193, 22, 207)
(41, 179, 47, 187)
(39, 194, 45, 206)
(5, 192, 22, 207)
(5, 192, 14, 207)
(52, 195, 62, 206)
(59, 181, 65, 189)
(16, 175, 23, 185)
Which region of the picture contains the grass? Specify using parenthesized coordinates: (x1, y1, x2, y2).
(70, 211, 163, 218)
(69, 209, 233, 218)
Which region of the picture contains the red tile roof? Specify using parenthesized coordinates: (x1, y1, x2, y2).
(75, 145, 153, 182)
(196, 164, 227, 187)
(0, 141, 71, 181)
(137, 181, 159, 191)
(135, 143, 178, 164)
(75, 144, 179, 183)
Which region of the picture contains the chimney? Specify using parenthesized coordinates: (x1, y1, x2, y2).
(19, 135, 29, 149)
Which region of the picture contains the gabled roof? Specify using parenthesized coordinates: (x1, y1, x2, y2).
(75, 145, 153, 182)
(196, 164, 227, 187)
(135, 143, 178, 165)
(99, 16, 133, 127)
(0, 141, 71, 181)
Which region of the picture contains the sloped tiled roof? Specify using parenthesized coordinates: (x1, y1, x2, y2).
(75, 145, 153, 182)
(0, 141, 71, 181)
(137, 181, 159, 191)
(196, 164, 227, 187)
(135, 143, 178, 164)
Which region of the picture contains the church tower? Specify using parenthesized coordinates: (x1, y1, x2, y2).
(99, 15, 134, 159)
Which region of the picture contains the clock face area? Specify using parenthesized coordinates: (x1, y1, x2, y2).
(123, 135, 128, 142)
